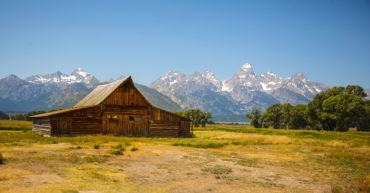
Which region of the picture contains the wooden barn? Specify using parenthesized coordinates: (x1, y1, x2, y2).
(31, 76, 192, 137)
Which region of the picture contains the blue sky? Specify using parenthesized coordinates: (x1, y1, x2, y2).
(0, 0, 369, 88)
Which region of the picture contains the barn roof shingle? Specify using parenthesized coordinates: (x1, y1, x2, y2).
(30, 105, 96, 118)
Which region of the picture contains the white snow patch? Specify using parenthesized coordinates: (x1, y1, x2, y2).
(169, 79, 177, 86)
(239, 74, 246, 79)
(222, 83, 233, 92)
(76, 71, 88, 77)
(243, 82, 252, 86)
(266, 71, 276, 77)
(260, 82, 271, 91)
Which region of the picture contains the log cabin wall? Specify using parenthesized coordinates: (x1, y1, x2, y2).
(32, 117, 52, 137)
(179, 120, 191, 137)
(150, 107, 191, 137)
(50, 106, 102, 136)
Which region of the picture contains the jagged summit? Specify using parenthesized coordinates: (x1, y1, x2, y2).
(263, 71, 278, 77)
(72, 67, 88, 77)
(241, 62, 252, 70)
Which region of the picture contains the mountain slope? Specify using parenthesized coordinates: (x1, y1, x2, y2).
(135, 83, 182, 112)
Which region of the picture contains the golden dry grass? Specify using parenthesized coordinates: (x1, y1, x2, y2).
(0, 122, 369, 193)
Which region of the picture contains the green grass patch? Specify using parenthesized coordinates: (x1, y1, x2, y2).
(202, 165, 232, 175)
(173, 141, 228, 148)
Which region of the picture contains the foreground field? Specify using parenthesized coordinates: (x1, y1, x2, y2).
(0, 121, 369, 193)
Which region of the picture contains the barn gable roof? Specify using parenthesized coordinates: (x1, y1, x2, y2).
(74, 76, 130, 107)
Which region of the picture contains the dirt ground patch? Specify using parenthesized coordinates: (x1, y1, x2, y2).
(24, 174, 65, 187)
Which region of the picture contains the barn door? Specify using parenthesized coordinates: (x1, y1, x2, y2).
(57, 117, 71, 136)
(130, 115, 149, 137)
(107, 115, 120, 135)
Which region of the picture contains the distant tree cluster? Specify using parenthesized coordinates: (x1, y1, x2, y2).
(246, 85, 369, 132)
(174, 109, 212, 127)
(1, 110, 49, 121)
(0, 112, 9, 120)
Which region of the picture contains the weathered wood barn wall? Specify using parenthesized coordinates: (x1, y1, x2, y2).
(32, 77, 192, 137)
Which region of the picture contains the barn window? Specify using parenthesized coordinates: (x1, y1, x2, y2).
(129, 116, 134, 121)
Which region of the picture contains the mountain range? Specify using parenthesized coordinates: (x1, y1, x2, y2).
(150, 63, 330, 120)
(0, 69, 182, 113)
(0, 63, 368, 121)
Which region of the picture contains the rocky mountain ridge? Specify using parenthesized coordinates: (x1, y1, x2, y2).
(150, 63, 330, 117)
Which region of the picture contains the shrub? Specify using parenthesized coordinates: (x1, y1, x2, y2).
(110, 143, 125, 155)
(131, 146, 138, 151)
(0, 153, 3, 164)
(110, 149, 123, 155)
(76, 145, 82, 149)
(93, 144, 100, 149)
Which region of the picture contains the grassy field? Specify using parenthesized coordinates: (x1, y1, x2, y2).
(0, 120, 32, 131)
(0, 120, 369, 193)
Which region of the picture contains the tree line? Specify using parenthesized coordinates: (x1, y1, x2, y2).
(0, 110, 59, 121)
(174, 109, 212, 127)
(246, 85, 369, 131)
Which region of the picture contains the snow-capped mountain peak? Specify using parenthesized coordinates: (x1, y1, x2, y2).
(25, 68, 100, 86)
(263, 71, 278, 77)
(72, 67, 89, 77)
(241, 62, 252, 70)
